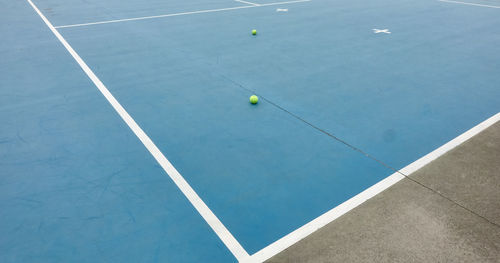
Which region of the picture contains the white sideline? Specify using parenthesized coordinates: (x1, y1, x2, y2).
(247, 112, 500, 262)
(55, 0, 311, 29)
(438, 0, 500, 9)
(26, 0, 250, 261)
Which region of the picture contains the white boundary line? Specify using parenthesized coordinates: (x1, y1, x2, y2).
(235, 0, 261, 7)
(26, 0, 250, 261)
(438, 0, 500, 9)
(54, 0, 311, 29)
(399, 112, 500, 176)
(247, 112, 500, 262)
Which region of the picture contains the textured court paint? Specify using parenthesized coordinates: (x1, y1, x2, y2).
(58, 22, 393, 253)
(27, 0, 250, 260)
(206, 0, 500, 170)
(54, 0, 500, 256)
(3, 0, 500, 262)
(0, 1, 234, 262)
(49, 1, 498, 253)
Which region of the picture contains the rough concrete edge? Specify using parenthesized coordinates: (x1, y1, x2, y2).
(246, 112, 500, 263)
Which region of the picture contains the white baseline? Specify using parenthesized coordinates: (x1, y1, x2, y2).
(26, 0, 250, 261)
(55, 0, 311, 29)
(235, 0, 261, 6)
(438, 0, 500, 9)
(246, 112, 500, 263)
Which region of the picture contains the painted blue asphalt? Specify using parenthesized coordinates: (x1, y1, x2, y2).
(0, 1, 233, 262)
(53, 2, 395, 255)
(215, 0, 500, 170)
(35, 0, 244, 27)
(2, 0, 499, 262)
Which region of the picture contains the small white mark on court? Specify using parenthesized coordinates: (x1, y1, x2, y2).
(276, 8, 288, 12)
(373, 28, 391, 34)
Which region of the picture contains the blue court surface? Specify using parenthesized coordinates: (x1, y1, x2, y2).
(1, 0, 499, 262)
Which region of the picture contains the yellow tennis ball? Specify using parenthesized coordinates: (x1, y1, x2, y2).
(249, 95, 258, 104)
(252, 29, 257, 35)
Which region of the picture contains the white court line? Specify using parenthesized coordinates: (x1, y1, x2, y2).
(247, 112, 500, 262)
(55, 0, 311, 29)
(438, 0, 500, 8)
(235, 0, 261, 6)
(26, 0, 250, 261)
(399, 112, 500, 176)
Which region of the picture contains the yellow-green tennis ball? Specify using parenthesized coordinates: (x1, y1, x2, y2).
(249, 95, 259, 104)
(252, 29, 257, 35)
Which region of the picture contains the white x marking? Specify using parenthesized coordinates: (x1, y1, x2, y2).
(373, 28, 391, 34)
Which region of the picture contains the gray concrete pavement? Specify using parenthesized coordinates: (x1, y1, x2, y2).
(268, 121, 500, 262)
(411, 122, 500, 226)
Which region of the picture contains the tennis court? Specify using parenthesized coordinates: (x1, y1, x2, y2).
(1, 0, 499, 262)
